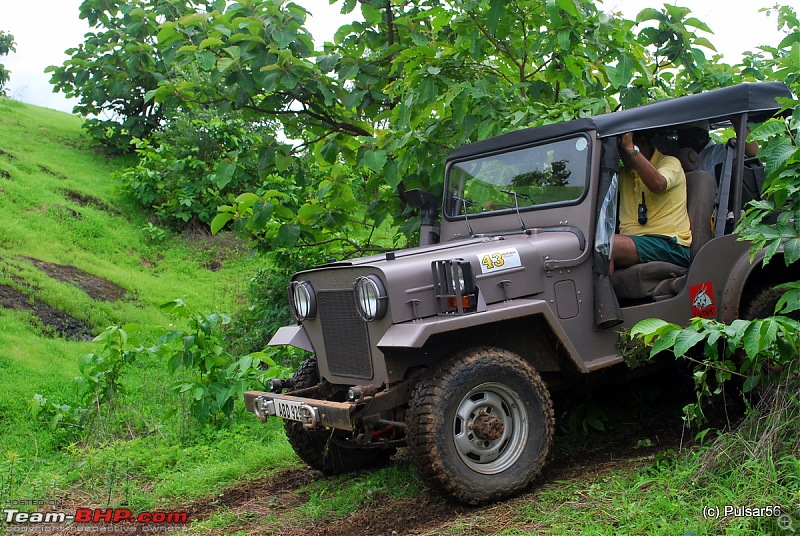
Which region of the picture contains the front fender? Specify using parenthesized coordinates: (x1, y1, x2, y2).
(268, 325, 315, 353)
(377, 298, 588, 373)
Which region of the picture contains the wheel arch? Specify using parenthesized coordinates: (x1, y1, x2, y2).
(721, 248, 793, 323)
(382, 312, 586, 387)
(424, 315, 581, 373)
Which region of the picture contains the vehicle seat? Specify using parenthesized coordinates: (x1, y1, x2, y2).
(612, 149, 717, 301)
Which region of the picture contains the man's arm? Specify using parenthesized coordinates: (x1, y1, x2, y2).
(733, 121, 759, 158)
(620, 132, 667, 193)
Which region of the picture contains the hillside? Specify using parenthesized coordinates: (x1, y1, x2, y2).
(0, 98, 295, 520)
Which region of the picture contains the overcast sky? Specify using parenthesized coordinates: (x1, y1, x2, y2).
(0, 0, 783, 114)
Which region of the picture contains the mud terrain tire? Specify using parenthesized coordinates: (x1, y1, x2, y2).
(406, 347, 554, 505)
(742, 285, 799, 321)
(284, 357, 394, 474)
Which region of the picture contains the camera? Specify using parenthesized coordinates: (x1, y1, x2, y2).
(637, 195, 648, 225)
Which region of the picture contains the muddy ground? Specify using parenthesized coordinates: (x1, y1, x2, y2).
(0, 257, 128, 340)
(16, 357, 727, 535)
(171, 373, 712, 536)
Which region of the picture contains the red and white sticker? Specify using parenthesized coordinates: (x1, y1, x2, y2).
(690, 282, 717, 318)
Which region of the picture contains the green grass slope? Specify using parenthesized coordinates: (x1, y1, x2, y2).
(0, 98, 295, 511)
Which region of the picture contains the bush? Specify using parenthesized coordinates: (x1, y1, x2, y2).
(118, 111, 273, 229)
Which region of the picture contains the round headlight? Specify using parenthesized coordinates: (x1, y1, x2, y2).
(353, 275, 388, 321)
(288, 281, 316, 321)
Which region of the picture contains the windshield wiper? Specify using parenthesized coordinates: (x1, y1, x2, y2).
(500, 189, 530, 231)
(452, 195, 476, 237)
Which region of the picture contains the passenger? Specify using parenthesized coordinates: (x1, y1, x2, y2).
(677, 119, 759, 176)
(611, 131, 692, 274)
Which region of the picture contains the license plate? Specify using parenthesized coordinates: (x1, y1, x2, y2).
(273, 398, 308, 422)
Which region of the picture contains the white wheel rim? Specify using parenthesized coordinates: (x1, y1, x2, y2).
(453, 382, 528, 474)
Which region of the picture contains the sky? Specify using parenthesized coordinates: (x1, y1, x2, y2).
(0, 0, 785, 114)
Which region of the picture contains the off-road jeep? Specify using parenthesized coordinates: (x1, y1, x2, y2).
(245, 82, 795, 505)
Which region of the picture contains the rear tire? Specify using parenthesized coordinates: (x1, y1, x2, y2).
(406, 347, 554, 505)
(742, 285, 799, 321)
(284, 357, 394, 474)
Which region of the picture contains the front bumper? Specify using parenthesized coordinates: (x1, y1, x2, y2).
(244, 391, 356, 431)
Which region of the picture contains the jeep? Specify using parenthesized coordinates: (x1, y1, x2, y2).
(244, 82, 795, 505)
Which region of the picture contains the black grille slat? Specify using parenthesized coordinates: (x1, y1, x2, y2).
(318, 290, 373, 379)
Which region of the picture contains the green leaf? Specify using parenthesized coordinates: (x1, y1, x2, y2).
(630, 318, 671, 334)
(199, 37, 224, 49)
(210, 213, 234, 235)
(742, 321, 762, 359)
(297, 203, 324, 223)
(272, 29, 296, 49)
(251, 202, 274, 228)
(607, 55, 634, 88)
(360, 3, 382, 25)
(362, 149, 388, 172)
(555, 0, 579, 18)
(211, 160, 237, 189)
(692, 37, 717, 52)
(673, 329, 705, 356)
(742, 374, 761, 393)
(275, 152, 293, 172)
(274, 224, 301, 248)
(486, 0, 508, 33)
(636, 8, 662, 23)
(651, 329, 680, 356)
(784, 237, 800, 265)
(235, 192, 260, 209)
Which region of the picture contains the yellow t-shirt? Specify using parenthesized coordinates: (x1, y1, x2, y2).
(619, 150, 692, 247)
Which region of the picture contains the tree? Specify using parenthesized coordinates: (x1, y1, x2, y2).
(0, 31, 16, 95)
(47, 0, 214, 152)
(156, 0, 722, 253)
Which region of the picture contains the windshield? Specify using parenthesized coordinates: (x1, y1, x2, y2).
(445, 136, 590, 218)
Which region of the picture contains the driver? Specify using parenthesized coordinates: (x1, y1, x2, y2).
(611, 130, 692, 273)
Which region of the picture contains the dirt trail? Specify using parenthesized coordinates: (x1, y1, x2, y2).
(0, 256, 129, 340)
(181, 410, 689, 535)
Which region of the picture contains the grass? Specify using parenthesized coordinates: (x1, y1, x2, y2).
(0, 97, 292, 516)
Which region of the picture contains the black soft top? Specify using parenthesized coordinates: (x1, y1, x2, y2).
(448, 82, 793, 161)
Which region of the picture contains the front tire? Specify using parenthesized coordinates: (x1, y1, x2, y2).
(284, 357, 394, 474)
(406, 347, 555, 505)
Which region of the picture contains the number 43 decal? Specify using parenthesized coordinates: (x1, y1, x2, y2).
(481, 253, 505, 271)
(476, 248, 522, 274)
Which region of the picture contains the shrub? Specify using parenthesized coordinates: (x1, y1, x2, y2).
(118, 111, 273, 229)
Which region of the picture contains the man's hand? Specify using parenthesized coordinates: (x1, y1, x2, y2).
(620, 132, 636, 155)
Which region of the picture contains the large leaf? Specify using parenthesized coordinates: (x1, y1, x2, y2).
(362, 149, 388, 172)
(210, 213, 234, 235)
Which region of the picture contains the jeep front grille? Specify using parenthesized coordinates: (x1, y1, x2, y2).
(317, 290, 373, 379)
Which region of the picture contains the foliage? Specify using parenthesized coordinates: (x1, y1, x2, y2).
(118, 109, 274, 227)
(0, 30, 15, 95)
(29, 325, 139, 439)
(737, 106, 800, 266)
(630, 5, 800, 426)
(146, 0, 724, 254)
(631, 315, 800, 423)
(150, 299, 291, 425)
(47, 0, 214, 152)
(29, 301, 292, 436)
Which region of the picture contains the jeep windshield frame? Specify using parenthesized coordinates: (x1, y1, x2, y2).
(444, 134, 591, 221)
